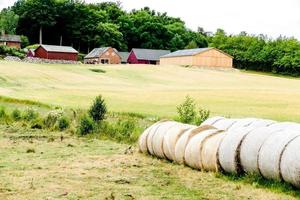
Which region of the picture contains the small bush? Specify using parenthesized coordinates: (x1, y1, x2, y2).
(23, 108, 39, 121)
(44, 110, 63, 129)
(195, 108, 210, 125)
(0, 107, 7, 119)
(78, 114, 94, 135)
(58, 116, 70, 131)
(11, 109, 22, 121)
(89, 95, 107, 122)
(26, 148, 35, 153)
(30, 118, 44, 129)
(177, 95, 196, 123)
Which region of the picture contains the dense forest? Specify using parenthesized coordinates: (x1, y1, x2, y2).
(0, 0, 300, 75)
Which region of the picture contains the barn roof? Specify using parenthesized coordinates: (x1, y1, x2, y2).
(161, 47, 233, 58)
(118, 52, 129, 62)
(0, 34, 21, 42)
(132, 48, 171, 61)
(84, 47, 109, 59)
(40, 44, 78, 54)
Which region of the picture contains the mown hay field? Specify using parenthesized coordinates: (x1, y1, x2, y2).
(1, 61, 300, 121)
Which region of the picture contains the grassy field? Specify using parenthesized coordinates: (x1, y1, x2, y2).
(1, 61, 300, 121)
(0, 124, 299, 200)
(1, 60, 300, 199)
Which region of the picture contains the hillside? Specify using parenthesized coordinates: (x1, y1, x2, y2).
(1, 61, 300, 121)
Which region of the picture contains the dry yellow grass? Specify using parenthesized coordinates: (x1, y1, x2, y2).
(1, 60, 300, 121)
(0, 125, 298, 200)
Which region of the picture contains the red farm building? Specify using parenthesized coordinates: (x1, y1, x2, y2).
(0, 34, 21, 49)
(127, 48, 170, 65)
(35, 44, 78, 61)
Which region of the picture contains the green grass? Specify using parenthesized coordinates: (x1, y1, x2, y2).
(1, 61, 300, 122)
(0, 124, 298, 200)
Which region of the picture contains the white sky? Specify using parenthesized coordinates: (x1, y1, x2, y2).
(1, 0, 299, 39)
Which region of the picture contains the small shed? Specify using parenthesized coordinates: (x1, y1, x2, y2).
(127, 48, 171, 65)
(160, 48, 233, 68)
(84, 47, 121, 64)
(118, 52, 130, 64)
(35, 44, 78, 61)
(0, 34, 21, 49)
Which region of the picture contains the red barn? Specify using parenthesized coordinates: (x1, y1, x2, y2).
(127, 48, 170, 65)
(35, 44, 78, 61)
(0, 34, 21, 49)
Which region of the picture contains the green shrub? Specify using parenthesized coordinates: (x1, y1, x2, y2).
(0, 45, 26, 58)
(43, 110, 63, 129)
(177, 95, 196, 123)
(195, 108, 210, 125)
(0, 107, 7, 119)
(23, 108, 39, 121)
(58, 116, 70, 131)
(11, 108, 22, 121)
(78, 114, 94, 135)
(30, 118, 44, 129)
(89, 95, 107, 122)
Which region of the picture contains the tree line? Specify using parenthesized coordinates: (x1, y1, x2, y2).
(0, 0, 299, 76)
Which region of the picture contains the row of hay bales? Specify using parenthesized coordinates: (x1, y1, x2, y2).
(138, 117, 300, 188)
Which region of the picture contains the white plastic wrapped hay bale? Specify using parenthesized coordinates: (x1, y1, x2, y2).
(280, 136, 300, 188)
(227, 118, 258, 131)
(184, 129, 221, 170)
(152, 121, 185, 159)
(146, 121, 175, 155)
(201, 131, 226, 172)
(258, 130, 300, 181)
(138, 121, 163, 153)
(174, 125, 215, 164)
(218, 119, 275, 174)
(247, 119, 275, 128)
(212, 118, 238, 130)
(240, 125, 289, 174)
(218, 127, 254, 174)
(163, 125, 196, 161)
(268, 122, 300, 130)
(201, 116, 225, 126)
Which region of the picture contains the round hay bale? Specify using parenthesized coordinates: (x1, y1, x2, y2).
(201, 131, 226, 172)
(138, 121, 164, 153)
(184, 129, 221, 170)
(268, 122, 300, 130)
(240, 125, 293, 174)
(174, 125, 215, 164)
(247, 119, 276, 128)
(163, 125, 196, 161)
(280, 136, 300, 188)
(227, 118, 258, 131)
(201, 116, 225, 126)
(146, 121, 174, 155)
(213, 118, 238, 130)
(152, 121, 185, 159)
(258, 130, 300, 181)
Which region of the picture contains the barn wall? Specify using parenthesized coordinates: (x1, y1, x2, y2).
(160, 56, 194, 66)
(35, 47, 48, 59)
(99, 48, 121, 64)
(127, 51, 139, 64)
(35, 46, 78, 61)
(193, 49, 232, 68)
(6, 42, 21, 49)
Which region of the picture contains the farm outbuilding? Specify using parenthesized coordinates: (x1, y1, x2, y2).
(0, 34, 21, 49)
(160, 48, 233, 68)
(118, 52, 130, 64)
(84, 47, 121, 64)
(128, 48, 170, 65)
(35, 44, 78, 61)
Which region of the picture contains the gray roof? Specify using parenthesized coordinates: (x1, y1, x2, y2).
(39, 44, 78, 53)
(84, 47, 109, 59)
(118, 52, 129, 62)
(161, 48, 213, 58)
(0, 34, 21, 42)
(132, 48, 171, 61)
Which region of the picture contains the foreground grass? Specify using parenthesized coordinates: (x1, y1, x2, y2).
(1, 61, 300, 121)
(0, 125, 299, 200)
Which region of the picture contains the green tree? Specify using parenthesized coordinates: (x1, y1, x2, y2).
(0, 9, 19, 34)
